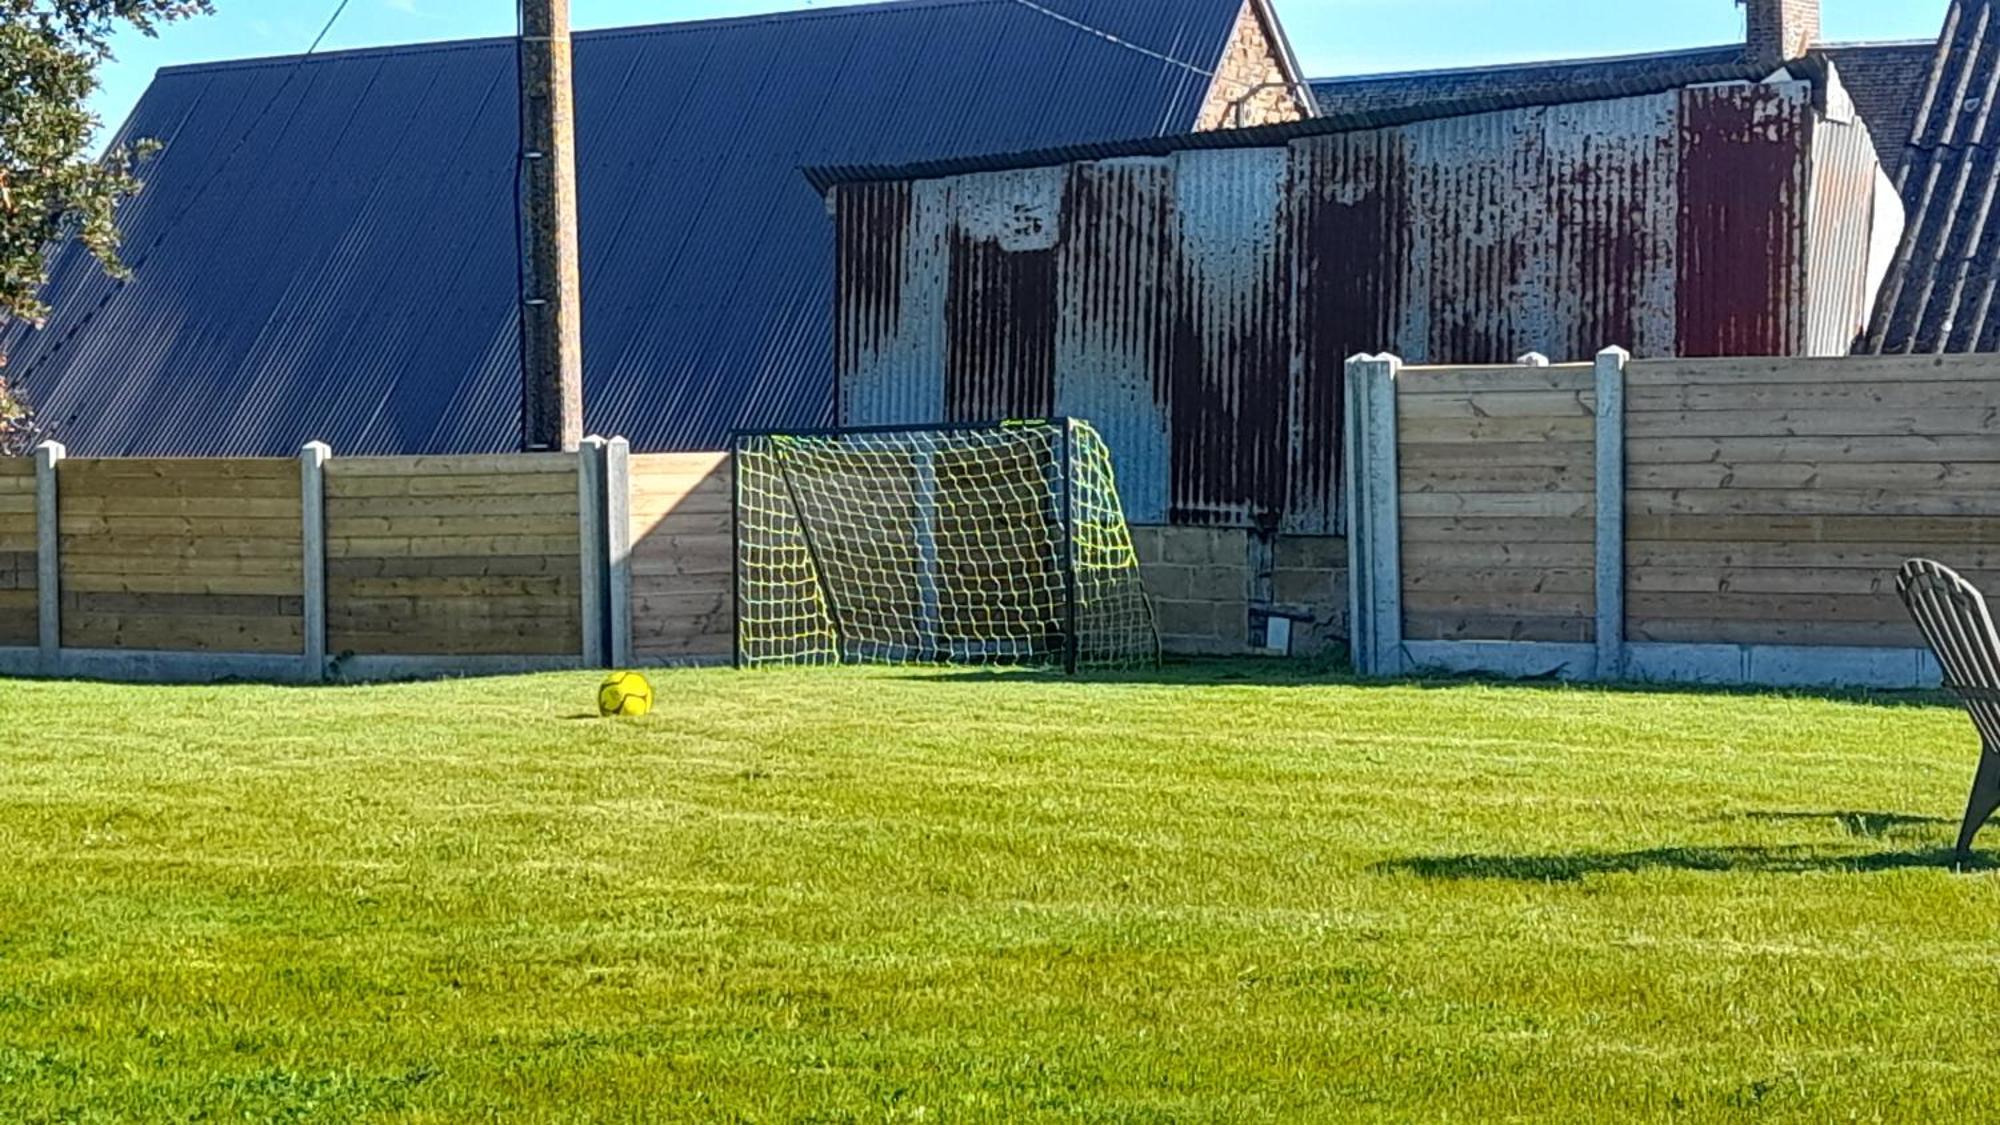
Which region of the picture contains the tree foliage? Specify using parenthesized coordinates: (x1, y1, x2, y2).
(1, 0, 211, 443)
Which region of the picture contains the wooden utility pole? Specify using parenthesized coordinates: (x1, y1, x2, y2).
(516, 0, 584, 451)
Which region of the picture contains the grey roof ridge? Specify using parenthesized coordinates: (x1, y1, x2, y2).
(1309, 38, 1938, 87)
(808, 52, 1833, 191)
(152, 0, 1006, 77)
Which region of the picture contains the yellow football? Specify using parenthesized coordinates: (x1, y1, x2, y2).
(597, 671, 654, 718)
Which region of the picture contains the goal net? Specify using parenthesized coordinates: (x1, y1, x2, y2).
(734, 419, 1158, 670)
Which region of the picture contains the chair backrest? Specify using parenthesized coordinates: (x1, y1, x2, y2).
(1898, 559, 2000, 748)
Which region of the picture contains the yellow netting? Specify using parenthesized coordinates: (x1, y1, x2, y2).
(735, 420, 1157, 669)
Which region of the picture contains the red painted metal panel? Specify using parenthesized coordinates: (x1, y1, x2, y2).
(1676, 84, 1811, 357)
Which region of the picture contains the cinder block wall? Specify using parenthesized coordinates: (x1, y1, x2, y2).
(1129, 526, 1348, 657)
(1130, 526, 1250, 655)
(1273, 535, 1350, 655)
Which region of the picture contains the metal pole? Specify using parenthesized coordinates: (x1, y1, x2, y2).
(1060, 421, 1079, 675)
(517, 0, 584, 452)
(730, 436, 744, 669)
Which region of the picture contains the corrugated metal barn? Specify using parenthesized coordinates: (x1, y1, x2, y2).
(0, 0, 1305, 457)
(814, 60, 1901, 533)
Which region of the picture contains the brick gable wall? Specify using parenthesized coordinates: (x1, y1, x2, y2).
(1197, 1, 1308, 130)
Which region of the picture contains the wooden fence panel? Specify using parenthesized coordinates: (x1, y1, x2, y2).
(1396, 365, 1597, 643)
(628, 453, 732, 662)
(325, 455, 582, 656)
(1625, 355, 2000, 648)
(58, 459, 302, 652)
(0, 459, 36, 647)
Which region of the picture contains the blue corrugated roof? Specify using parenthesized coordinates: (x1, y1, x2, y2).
(1, 0, 1245, 455)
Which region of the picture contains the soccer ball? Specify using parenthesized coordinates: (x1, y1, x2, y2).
(598, 671, 653, 718)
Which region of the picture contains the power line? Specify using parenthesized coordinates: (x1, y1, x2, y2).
(304, 0, 358, 55)
(82, 0, 358, 282)
(1002, 0, 1217, 79)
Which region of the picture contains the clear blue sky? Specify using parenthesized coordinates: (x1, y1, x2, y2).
(89, 0, 1950, 137)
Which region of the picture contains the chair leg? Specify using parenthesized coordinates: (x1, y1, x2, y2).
(1957, 748, 2000, 870)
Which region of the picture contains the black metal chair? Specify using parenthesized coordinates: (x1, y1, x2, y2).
(1896, 559, 2000, 868)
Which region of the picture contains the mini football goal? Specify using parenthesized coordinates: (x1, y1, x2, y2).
(733, 419, 1159, 671)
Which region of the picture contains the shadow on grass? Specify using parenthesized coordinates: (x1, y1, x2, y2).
(1376, 843, 1985, 883)
(900, 658, 1959, 709)
(1734, 810, 1952, 839)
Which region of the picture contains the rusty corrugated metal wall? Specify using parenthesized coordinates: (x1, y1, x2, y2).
(836, 79, 1882, 532)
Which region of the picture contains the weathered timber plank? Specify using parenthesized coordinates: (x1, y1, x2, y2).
(327, 624, 580, 657)
(1626, 590, 1905, 624)
(57, 497, 301, 519)
(1626, 409, 2000, 439)
(319, 493, 582, 518)
(325, 554, 572, 579)
(630, 544, 733, 578)
(1404, 612, 1594, 644)
(1396, 542, 1599, 569)
(1627, 514, 2000, 543)
(1400, 516, 1595, 544)
(58, 516, 302, 539)
(1626, 381, 2000, 415)
(1401, 492, 1595, 518)
(1626, 354, 2000, 387)
(1624, 566, 1943, 597)
(1628, 488, 2000, 519)
(328, 455, 577, 477)
(1396, 390, 1595, 420)
(57, 535, 303, 559)
(62, 573, 304, 597)
(55, 472, 299, 499)
(1628, 462, 2000, 492)
(1629, 541, 2000, 570)
(328, 596, 576, 621)
(1629, 435, 2000, 465)
(1398, 441, 1598, 468)
(1402, 567, 1596, 596)
(634, 637, 732, 658)
(59, 554, 302, 578)
(1400, 464, 1595, 494)
(330, 575, 577, 598)
(1399, 416, 1597, 444)
(631, 492, 731, 520)
(325, 536, 579, 559)
(62, 613, 303, 653)
(1396, 364, 1595, 392)
(1627, 617, 1917, 647)
(325, 473, 580, 499)
(628, 511, 731, 538)
(327, 515, 581, 538)
(1404, 590, 1595, 617)
(64, 591, 303, 616)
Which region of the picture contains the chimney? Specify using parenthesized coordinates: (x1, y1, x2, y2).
(1742, 0, 1820, 63)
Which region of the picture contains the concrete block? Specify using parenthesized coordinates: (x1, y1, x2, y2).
(1138, 565, 1192, 602)
(1274, 535, 1349, 570)
(1185, 564, 1248, 602)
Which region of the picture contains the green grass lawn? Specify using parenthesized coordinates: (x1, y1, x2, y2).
(1, 663, 1995, 1121)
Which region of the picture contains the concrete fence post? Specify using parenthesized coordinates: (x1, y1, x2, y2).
(300, 442, 331, 683)
(1594, 346, 1630, 682)
(577, 436, 609, 668)
(1343, 354, 1405, 677)
(605, 437, 632, 669)
(34, 441, 64, 675)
